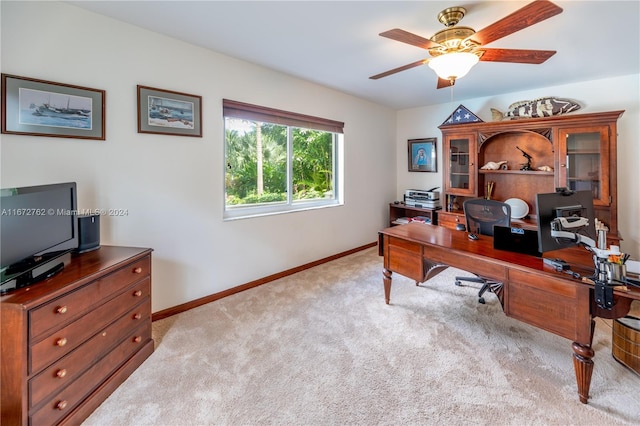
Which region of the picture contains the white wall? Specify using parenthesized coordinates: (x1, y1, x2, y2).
(397, 75, 640, 258)
(1, 1, 397, 312)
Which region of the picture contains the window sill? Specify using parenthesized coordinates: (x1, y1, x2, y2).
(223, 200, 343, 221)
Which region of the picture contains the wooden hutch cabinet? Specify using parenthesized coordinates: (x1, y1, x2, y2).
(438, 110, 624, 244)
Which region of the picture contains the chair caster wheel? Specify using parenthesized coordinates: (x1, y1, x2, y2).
(455, 281, 462, 286)
(478, 297, 485, 304)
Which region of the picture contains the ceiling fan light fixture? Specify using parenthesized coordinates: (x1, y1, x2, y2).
(428, 52, 479, 82)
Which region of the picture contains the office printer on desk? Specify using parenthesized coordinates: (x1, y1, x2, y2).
(404, 187, 441, 209)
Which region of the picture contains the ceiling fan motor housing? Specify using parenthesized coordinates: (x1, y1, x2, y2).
(437, 7, 466, 27)
(429, 26, 478, 56)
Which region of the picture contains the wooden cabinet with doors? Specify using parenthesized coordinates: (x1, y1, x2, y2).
(556, 124, 617, 242)
(438, 110, 624, 244)
(443, 132, 478, 196)
(440, 131, 477, 229)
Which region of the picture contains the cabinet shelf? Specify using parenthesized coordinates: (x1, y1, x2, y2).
(479, 170, 554, 176)
(568, 177, 599, 182)
(388, 203, 439, 227)
(567, 150, 600, 155)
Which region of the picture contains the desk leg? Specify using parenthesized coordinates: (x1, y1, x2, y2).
(383, 268, 392, 305)
(571, 341, 594, 404)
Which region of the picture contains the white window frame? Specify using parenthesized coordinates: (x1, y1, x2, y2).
(223, 99, 344, 220)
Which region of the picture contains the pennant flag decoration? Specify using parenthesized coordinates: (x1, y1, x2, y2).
(441, 105, 484, 126)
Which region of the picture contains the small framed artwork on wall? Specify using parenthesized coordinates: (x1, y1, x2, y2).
(1, 74, 105, 140)
(137, 85, 202, 137)
(408, 138, 437, 172)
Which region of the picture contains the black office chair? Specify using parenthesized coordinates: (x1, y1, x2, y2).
(455, 198, 511, 304)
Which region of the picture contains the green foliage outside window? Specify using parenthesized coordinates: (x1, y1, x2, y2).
(225, 119, 335, 207)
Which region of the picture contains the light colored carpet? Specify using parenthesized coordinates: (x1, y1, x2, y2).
(83, 247, 640, 425)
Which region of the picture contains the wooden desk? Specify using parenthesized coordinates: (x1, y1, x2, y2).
(378, 223, 639, 404)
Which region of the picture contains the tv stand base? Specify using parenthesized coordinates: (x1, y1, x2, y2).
(1, 253, 71, 294)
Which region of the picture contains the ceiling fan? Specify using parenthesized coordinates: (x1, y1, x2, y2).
(369, 0, 563, 89)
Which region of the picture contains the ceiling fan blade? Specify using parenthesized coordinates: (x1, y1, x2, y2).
(379, 29, 440, 50)
(437, 77, 454, 90)
(478, 48, 556, 64)
(471, 0, 563, 46)
(369, 59, 428, 80)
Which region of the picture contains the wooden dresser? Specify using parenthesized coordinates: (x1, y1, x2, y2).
(1, 246, 154, 425)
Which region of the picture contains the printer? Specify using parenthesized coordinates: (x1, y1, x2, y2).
(404, 187, 441, 209)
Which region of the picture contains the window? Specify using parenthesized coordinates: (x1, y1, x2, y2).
(223, 99, 344, 219)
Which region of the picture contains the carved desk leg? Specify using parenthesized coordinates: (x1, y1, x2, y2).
(571, 341, 595, 404)
(383, 268, 392, 305)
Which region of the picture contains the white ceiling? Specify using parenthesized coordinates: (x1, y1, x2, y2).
(69, 1, 640, 110)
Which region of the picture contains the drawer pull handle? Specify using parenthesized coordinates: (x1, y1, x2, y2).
(55, 337, 67, 347)
(56, 400, 68, 410)
(56, 306, 68, 314)
(133, 290, 143, 297)
(133, 313, 142, 320)
(56, 369, 67, 378)
(133, 336, 142, 343)
(133, 267, 143, 274)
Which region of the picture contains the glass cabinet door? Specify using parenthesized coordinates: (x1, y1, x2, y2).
(558, 126, 610, 206)
(445, 134, 476, 196)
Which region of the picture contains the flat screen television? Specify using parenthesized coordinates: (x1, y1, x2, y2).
(535, 188, 596, 253)
(1, 182, 78, 292)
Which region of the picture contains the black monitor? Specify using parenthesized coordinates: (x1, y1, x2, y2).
(535, 188, 596, 253)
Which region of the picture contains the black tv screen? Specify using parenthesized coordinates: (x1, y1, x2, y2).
(1, 182, 78, 288)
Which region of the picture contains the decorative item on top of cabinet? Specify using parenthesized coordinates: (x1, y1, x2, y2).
(440, 105, 484, 126)
(439, 110, 624, 245)
(490, 97, 581, 121)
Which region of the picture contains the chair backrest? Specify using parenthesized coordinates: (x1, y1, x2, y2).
(463, 198, 511, 236)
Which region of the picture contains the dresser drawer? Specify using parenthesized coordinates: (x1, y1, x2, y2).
(386, 237, 424, 282)
(388, 236, 421, 254)
(30, 278, 150, 374)
(437, 211, 466, 230)
(30, 322, 152, 426)
(29, 256, 150, 341)
(29, 297, 151, 409)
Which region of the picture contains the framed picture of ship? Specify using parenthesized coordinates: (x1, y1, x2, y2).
(1, 74, 105, 140)
(137, 85, 202, 137)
